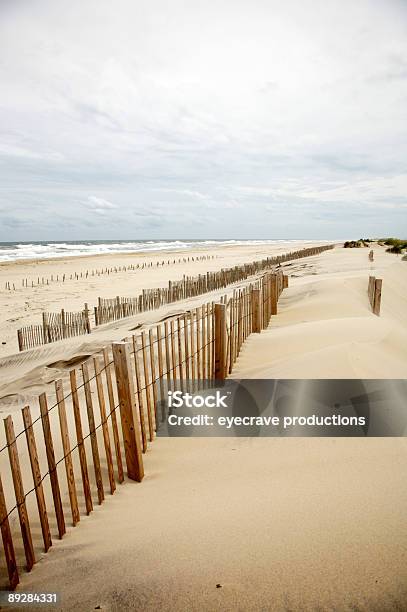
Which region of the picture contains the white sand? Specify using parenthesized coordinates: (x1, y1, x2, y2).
(0, 240, 328, 405)
(231, 245, 407, 379)
(16, 438, 407, 611)
(1, 242, 406, 611)
(0, 240, 319, 360)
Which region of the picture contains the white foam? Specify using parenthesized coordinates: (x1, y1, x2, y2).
(0, 239, 331, 263)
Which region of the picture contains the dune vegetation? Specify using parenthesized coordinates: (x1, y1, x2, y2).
(344, 238, 406, 255)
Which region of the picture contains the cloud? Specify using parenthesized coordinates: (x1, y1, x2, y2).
(157, 189, 210, 200)
(81, 196, 118, 215)
(84, 196, 118, 210)
(0, 0, 407, 240)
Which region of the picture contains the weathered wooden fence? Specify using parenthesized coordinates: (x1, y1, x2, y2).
(95, 244, 333, 325)
(368, 276, 382, 316)
(17, 307, 91, 352)
(1, 271, 286, 590)
(3, 255, 216, 292)
(16, 244, 333, 351)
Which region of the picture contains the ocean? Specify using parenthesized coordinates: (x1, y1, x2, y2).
(0, 239, 324, 263)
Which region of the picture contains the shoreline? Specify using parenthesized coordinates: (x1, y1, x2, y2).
(0, 240, 333, 366)
(0, 239, 339, 268)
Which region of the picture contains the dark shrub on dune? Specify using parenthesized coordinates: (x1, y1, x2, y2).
(381, 238, 407, 255)
(344, 239, 371, 248)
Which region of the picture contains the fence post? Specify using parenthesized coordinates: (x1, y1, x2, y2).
(283, 274, 288, 289)
(22, 406, 52, 552)
(84, 303, 91, 333)
(17, 329, 23, 352)
(42, 312, 48, 344)
(373, 279, 382, 316)
(112, 342, 144, 482)
(61, 309, 66, 338)
(262, 275, 268, 328)
(270, 275, 278, 315)
(0, 471, 19, 589)
(251, 289, 261, 333)
(368, 276, 373, 305)
(4, 415, 36, 571)
(39, 393, 66, 539)
(214, 303, 227, 379)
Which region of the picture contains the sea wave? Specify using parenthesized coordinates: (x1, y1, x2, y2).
(0, 239, 326, 263)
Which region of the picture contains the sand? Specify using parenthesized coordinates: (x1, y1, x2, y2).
(13, 438, 407, 611)
(0, 242, 406, 611)
(0, 240, 319, 361)
(0, 240, 328, 403)
(231, 244, 407, 378)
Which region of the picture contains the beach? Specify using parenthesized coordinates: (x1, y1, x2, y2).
(15, 437, 407, 611)
(0, 241, 406, 611)
(0, 240, 324, 361)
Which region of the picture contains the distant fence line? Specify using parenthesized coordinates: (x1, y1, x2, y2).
(368, 276, 382, 316)
(94, 244, 334, 325)
(16, 244, 334, 351)
(1, 270, 285, 590)
(17, 308, 91, 352)
(2, 254, 216, 292)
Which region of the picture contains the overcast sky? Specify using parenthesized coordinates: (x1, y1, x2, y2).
(0, 0, 406, 241)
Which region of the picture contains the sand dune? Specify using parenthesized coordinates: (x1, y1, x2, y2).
(1, 243, 406, 611)
(0, 240, 321, 360)
(0, 241, 327, 411)
(231, 246, 407, 379)
(17, 437, 407, 611)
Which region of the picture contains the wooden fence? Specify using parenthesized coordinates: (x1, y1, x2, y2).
(17, 308, 91, 352)
(0, 271, 286, 590)
(3, 255, 216, 292)
(16, 244, 333, 351)
(368, 276, 382, 316)
(95, 244, 333, 325)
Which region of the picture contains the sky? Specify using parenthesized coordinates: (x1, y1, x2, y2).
(0, 0, 406, 241)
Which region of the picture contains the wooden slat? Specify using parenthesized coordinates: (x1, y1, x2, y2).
(183, 314, 190, 390)
(112, 342, 144, 482)
(229, 295, 234, 373)
(156, 324, 165, 423)
(202, 304, 206, 380)
(373, 278, 382, 316)
(170, 320, 177, 378)
(39, 393, 66, 539)
(4, 415, 36, 571)
(55, 380, 80, 525)
(196, 307, 201, 383)
(206, 304, 211, 379)
(148, 329, 158, 430)
(70, 370, 93, 514)
(94, 357, 116, 494)
(0, 471, 19, 589)
(21, 406, 52, 551)
(132, 335, 148, 453)
(177, 317, 184, 387)
(82, 362, 104, 504)
(141, 332, 154, 442)
(164, 321, 171, 386)
(190, 311, 196, 386)
(103, 348, 124, 484)
(214, 303, 227, 380)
